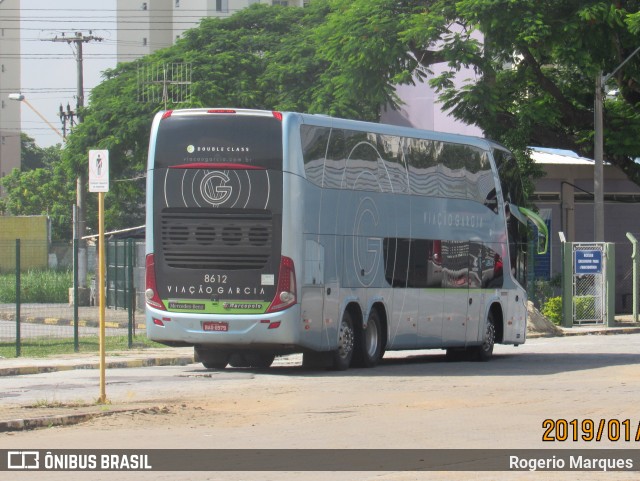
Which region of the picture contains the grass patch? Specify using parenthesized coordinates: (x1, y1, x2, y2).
(0, 335, 166, 358)
(27, 399, 94, 409)
(0, 269, 73, 303)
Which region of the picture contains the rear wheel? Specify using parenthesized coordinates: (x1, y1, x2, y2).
(331, 310, 355, 371)
(244, 352, 276, 368)
(194, 347, 229, 369)
(474, 312, 496, 361)
(229, 352, 275, 368)
(228, 353, 251, 368)
(353, 309, 383, 368)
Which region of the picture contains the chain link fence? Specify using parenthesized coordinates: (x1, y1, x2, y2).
(0, 239, 148, 358)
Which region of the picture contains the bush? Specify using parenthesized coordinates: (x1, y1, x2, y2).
(542, 296, 563, 325)
(0, 269, 72, 303)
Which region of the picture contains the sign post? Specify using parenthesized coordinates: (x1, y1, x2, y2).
(89, 150, 109, 403)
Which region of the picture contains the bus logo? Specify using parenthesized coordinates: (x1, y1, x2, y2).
(200, 171, 232, 206)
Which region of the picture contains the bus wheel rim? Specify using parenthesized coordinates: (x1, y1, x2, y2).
(338, 320, 354, 359)
(365, 320, 378, 358)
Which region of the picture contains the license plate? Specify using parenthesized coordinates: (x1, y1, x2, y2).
(202, 321, 228, 332)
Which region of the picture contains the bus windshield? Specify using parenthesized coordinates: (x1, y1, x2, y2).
(154, 112, 283, 170)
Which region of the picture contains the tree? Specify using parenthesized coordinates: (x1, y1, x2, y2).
(55, 0, 640, 235)
(316, 0, 640, 182)
(61, 4, 326, 234)
(0, 134, 71, 241)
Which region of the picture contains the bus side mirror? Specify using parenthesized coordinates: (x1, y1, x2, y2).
(516, 206, 549, 255)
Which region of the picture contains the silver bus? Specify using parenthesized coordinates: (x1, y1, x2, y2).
(144, 108, 548, 370)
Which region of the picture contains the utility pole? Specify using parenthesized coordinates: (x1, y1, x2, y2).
(45, 32, 103, 298)
(59, 103, 76, 139)
(593, 45, 640, 242)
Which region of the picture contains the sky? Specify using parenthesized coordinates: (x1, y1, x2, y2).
(17, 0, 117, 147)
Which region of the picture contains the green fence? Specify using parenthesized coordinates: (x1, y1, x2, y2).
(0, 239, 152, 358)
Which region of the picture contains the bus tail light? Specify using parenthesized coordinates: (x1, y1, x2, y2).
(145, 254, 166, 311)
(266, 256, 296, 313)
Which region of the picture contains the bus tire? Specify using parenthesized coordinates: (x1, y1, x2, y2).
(245, 352, 276, 368)
(331, 310, 355, 371)
(228, 353, 251, 368)
(195, 347, 229, 369)
(474, 311, 496, 362)
(354, 309, 383, 368)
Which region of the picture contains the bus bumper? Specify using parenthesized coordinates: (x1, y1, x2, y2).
(145, 304, 303, 350)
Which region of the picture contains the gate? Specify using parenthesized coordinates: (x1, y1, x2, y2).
(106, 239, 145, 310)
(572, 243, 606, 324)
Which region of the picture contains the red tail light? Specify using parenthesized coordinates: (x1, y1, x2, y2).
(161, 110, 173, 119)
(145, 254, 166, 311)
(432, 239, 442, 265)
(266, 256, 296, 313)
(207, 109, 236, 114)
(272, 111, 283, 121)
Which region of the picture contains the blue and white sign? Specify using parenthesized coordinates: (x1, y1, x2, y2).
(574, 250, 602, 274)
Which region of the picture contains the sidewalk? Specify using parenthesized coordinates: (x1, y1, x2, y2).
(0, 346, 194, 377)
(0, 346, 195, 433)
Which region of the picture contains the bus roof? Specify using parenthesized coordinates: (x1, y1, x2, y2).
(159, 108, 494, 152)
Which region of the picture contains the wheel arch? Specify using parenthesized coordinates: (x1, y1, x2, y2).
(343, 301, 363, 334)
(489, 302, 504, 344)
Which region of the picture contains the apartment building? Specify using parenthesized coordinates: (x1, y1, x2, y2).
(117, 0, 307, 63)
(0, 0, 21, 191)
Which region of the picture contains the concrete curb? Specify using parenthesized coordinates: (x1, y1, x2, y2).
(0, 355, 195, 377)
(0, 407, 166, 433)
(560, 326, 640, 336)
(528, 326, 640, 338)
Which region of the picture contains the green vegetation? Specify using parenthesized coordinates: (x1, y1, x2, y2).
(0, 335, 164, 358)
(0, 269, 72, 303)
(542, 296, 599, 326)
(542, 296, 563, 326)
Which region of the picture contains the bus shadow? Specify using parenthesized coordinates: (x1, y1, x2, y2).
(224, 351, 640, 378)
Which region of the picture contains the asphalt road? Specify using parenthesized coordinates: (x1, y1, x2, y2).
(2, 334, 640, 481)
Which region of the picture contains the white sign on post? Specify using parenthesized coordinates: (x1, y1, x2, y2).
(89, 150, 109, 192)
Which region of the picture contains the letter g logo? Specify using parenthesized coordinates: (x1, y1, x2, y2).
(200, 171, 233, 206)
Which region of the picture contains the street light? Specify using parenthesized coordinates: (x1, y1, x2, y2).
(593, 45, 640, 242)
(8, 93, 65, 141)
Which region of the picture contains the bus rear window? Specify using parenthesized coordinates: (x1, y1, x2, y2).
(154, 115, 283, 170)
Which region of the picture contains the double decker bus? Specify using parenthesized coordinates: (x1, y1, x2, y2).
(144, 109, 547, 370)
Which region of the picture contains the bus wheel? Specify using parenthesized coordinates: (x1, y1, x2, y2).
(245, 352, 276, 369)
(228, 353, 251, 368)
(195, 347, 229, 369)
(354, 309, 383, 368)
(474, 312, 496, 361)
(331, 310, 355, 371)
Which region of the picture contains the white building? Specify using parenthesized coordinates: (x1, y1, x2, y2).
(116, 0, 308, 63)
(0, 0, 21, 192)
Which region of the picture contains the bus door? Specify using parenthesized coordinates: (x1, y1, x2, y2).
(441, 240, 470, 346)
(300, 235, 328, 351)
(464, 242, 495, 344)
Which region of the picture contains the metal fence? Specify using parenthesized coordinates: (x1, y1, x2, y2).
(0, 239, 147, 358)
